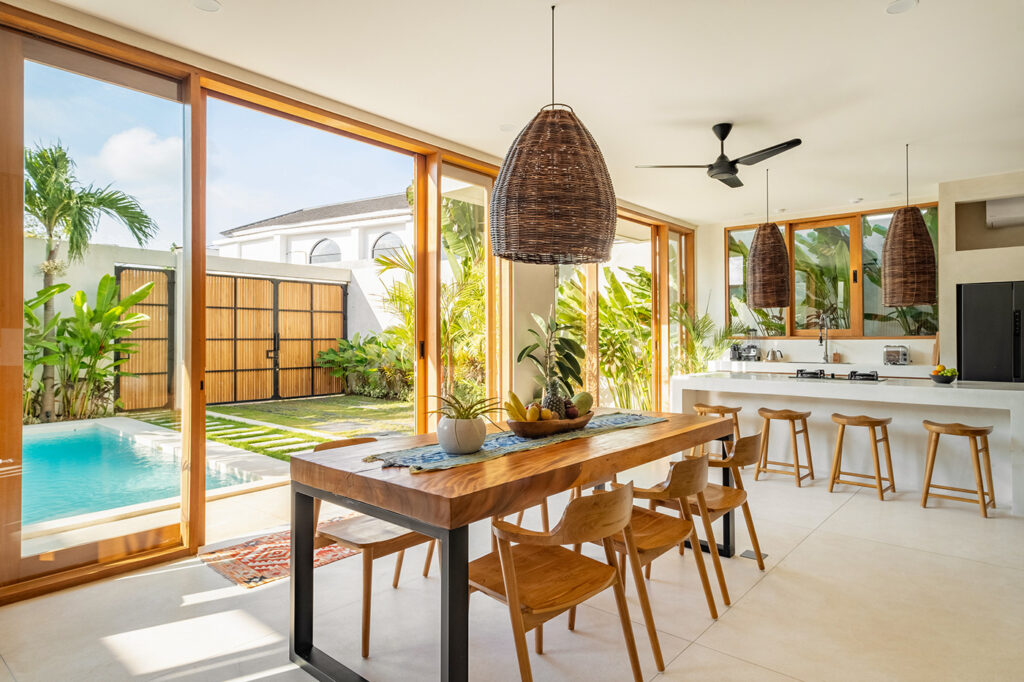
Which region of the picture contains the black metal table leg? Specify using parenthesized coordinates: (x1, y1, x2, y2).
(288, 482, 468, 682)
(684, 433, 736, 558)
(440, 526, 470, 682)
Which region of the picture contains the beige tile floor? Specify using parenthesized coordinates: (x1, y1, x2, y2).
(2, 458, 1023, 681)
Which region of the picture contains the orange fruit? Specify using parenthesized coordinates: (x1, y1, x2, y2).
(931, 369, 939, 375)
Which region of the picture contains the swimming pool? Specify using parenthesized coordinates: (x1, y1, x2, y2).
(22, 424, 253, 525)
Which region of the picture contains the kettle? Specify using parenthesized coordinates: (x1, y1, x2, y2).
(767, 349, 785, 361)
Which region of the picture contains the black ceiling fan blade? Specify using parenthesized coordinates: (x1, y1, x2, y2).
(718, 175, 744, 188)
(733, 138, 802, 166)
(635, 164, 710, 169)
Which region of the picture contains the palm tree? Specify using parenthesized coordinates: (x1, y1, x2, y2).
(24, 142, 157, 421)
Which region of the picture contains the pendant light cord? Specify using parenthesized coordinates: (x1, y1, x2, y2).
(551, 5, 555, 107)
(765, 168, 769, 223)
(905, 143, 909, 206)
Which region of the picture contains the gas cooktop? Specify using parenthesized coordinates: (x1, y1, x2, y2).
(789, 369, 886, 382)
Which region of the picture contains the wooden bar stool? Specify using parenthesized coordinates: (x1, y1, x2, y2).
(755, 408, 814, 487)
(828, 414, 895, 500)
(692, 403, 742, 456)
(921, 420, 996, 517)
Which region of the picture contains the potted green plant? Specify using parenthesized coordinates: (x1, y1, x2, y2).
(517, 311, 585, 419)
(432, 394, 502, 454)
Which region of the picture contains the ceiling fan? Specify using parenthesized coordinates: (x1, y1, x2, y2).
(637, 123, 802, 188)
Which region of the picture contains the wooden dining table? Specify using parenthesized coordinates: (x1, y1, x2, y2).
(289, 410, 733, 682)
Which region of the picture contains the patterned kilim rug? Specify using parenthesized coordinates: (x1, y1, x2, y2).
(200, 520, 358, 588)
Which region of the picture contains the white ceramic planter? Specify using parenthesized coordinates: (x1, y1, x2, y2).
(436, 416, 486, 454)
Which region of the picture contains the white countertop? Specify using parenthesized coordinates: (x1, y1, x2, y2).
(674, 372, 1024, 409)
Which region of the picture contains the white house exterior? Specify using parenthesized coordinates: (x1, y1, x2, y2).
(211, 193, 414, 336)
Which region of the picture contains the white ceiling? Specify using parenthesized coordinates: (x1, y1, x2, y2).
(41, 0, 1024, 227)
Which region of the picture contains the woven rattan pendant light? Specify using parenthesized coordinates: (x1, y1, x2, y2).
(489, 5, 616, 264)
(747, 170, 790, 308)
(882, 145, 936, 306)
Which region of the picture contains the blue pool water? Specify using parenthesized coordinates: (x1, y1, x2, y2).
(22, 425, 252, 525)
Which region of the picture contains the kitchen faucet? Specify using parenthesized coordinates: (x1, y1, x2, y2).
(819, 317, 830, 363)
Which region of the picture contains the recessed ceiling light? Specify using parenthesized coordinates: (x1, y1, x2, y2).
(192, 0, 221, 12)
(850, 197, 864, 204)
(886, 0, 918, 15)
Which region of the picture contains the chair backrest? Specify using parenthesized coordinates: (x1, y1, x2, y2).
(552, 482, 635, 546)
(662, 453, 709, 499)
(651, 454, 708, 497)
(314, 437, 377, 452)
(730, 433, 762, 468)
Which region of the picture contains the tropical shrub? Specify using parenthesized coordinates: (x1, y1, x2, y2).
(557, 265, 654, 410)
(369, 192, 488, 403)
(315, 332, 413, 401)
(673, 306, 747, 375)
(23, 283, 69, 422)
(22, 274, 153, 422)
(55, 275, 154, 421)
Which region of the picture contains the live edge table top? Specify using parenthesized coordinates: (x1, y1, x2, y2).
(290, 411, 732, 530)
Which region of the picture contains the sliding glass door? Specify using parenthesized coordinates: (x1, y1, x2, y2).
(2, 32, 191, 584)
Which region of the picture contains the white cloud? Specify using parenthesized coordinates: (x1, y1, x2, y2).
(96, 127, 183, 186)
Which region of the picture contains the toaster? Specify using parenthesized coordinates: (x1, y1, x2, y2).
(883, 345, 910, 365)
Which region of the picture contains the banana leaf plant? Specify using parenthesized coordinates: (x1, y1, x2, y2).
(23, 283, 70, 422)
(55, 274, 153, 421)
(517, 310, 585, 396)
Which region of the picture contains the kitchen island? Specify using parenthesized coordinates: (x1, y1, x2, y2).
(671, 372, 1024, 515)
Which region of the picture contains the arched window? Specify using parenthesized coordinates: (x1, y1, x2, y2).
(309, 238, 341, 264)
(371, 232, 404, 260)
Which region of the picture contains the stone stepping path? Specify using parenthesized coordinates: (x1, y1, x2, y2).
(128, 410, 329, 460)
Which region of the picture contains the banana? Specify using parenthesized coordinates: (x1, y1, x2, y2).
(504, 400, 525, 421)
(507, 391, 527, 420)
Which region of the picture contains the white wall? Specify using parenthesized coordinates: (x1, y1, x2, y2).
(511, 262, 556, 401)
(938, 170, 1024, 364)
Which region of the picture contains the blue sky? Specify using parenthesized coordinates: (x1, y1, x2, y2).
(24, 60, 413, 251)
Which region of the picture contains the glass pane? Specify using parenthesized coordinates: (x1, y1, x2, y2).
(204, 98, 415, 543)
(862, 207, 938, 336)
(667, 233, 683, 387)
(440, 171, 487, 402)
(22, 58, 186, 557)
(727, 228, 785, 336)
(793, 223, 852, 330)
(598, 220, 653, 410)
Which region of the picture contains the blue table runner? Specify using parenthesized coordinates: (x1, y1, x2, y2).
(365, 412, 667, 473)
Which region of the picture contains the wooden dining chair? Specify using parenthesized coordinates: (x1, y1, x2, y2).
(468, 483, 644, 682)
(684, 433, 766, 571)
(612, 453, 727, 622)
(310, 438, 436, 658)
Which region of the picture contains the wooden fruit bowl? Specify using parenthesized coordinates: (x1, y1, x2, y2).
(506, 411, 594, 438)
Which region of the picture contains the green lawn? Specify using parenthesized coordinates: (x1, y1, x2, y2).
(131, 411, 330, 462)
(208, 394, 414, 438)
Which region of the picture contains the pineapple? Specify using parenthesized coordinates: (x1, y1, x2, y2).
(541, 379, 566, 419)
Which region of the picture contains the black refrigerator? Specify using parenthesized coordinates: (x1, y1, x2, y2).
(957, 281, 1024, 382)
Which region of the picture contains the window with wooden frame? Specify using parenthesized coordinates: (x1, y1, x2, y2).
(724, 203, 938, 338)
